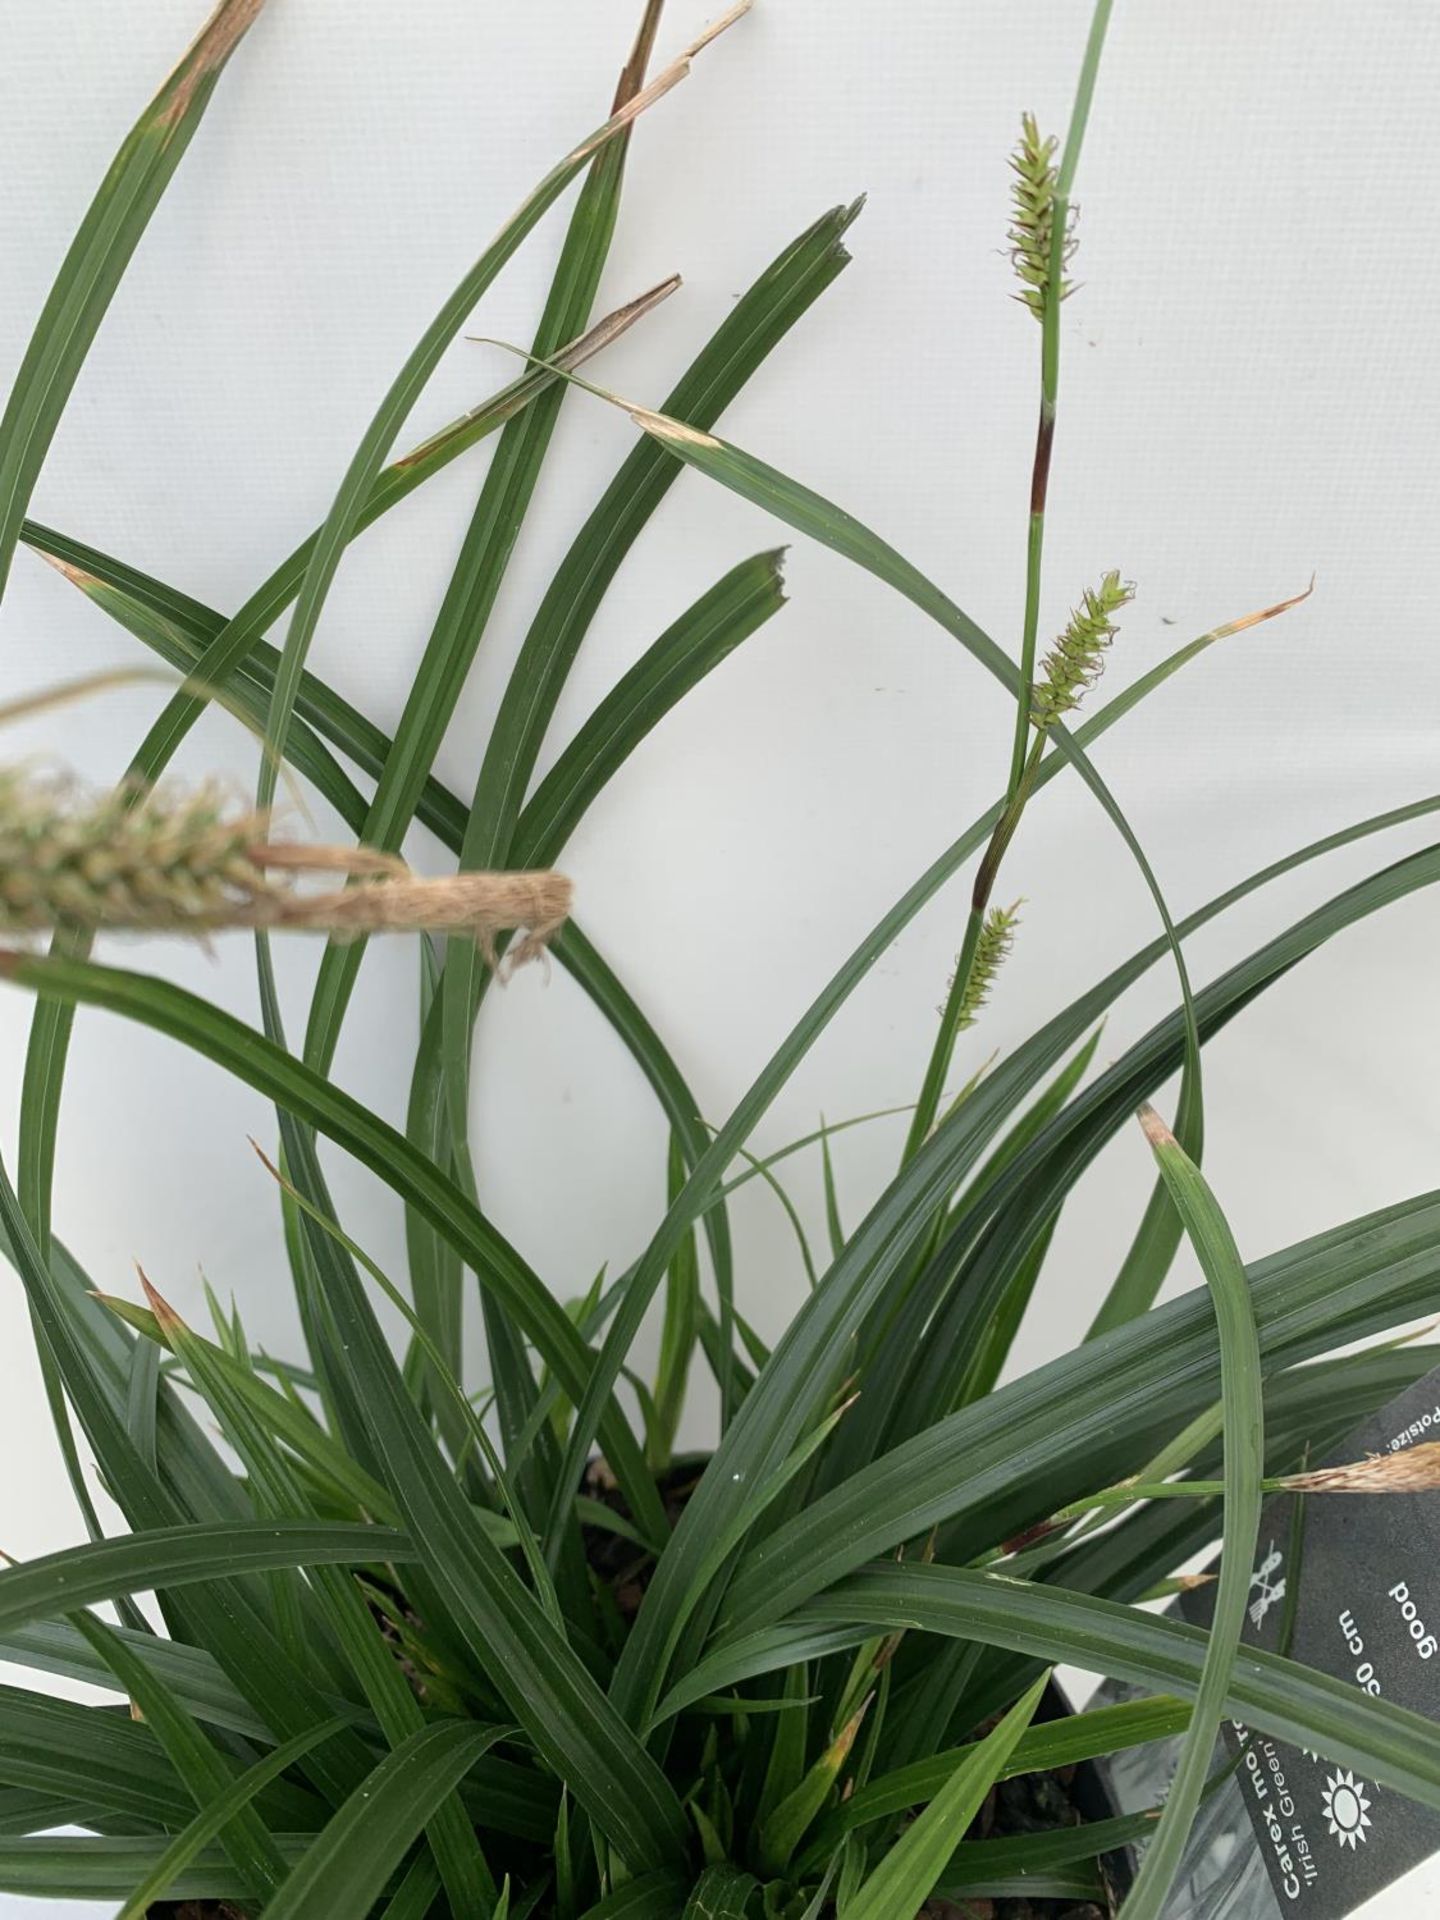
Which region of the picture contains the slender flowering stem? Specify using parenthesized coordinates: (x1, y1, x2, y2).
(1005, 0, 1117, 798)
(902, 0, 1119, 1169)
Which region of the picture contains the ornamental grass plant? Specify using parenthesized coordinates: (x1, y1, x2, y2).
(3, 4, 1440, 1917)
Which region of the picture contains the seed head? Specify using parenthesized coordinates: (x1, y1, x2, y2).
(1031, 571, 1135, 729)
(0, 770, 570, 959)
(0, 774, 281, 934)
(1008, 113, 1076, 320)
(949, 902, 1021, 1034)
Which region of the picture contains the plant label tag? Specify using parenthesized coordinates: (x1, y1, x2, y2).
(1181, 1364, 1440, 1916)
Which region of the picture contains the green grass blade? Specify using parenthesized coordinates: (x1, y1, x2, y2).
(954, 1024, 1103, 1217)
(103, 1294, 401, 1523)
(267, 1117, 689, 1872)
(438, 198, 858, 884)
(960, 1210, 1059, 1402)
(0, 1835, 312, 1904)
(406, 940, 466, 1403)
(4, 942, 664, 1534)
(1089, 1059, 1203, 1337)
(123, 1335, 160, 1474)
(615, 838, 1440, 1725)
(935, 1814, 1148, 1899)
(819, 1120, 846, 1260)
(19, 277, 672, 805)
(300, 13, 668, 1080)
(0, 1683, 292, 1831)
(1118, 1107, 1264, 1920)
(253, 11, 741, 820)
(799, 1693, 1190, 1864)
(0, 1150, 375, 1803)
(831, 1028, 1102, 1476)
(577, 1874, 688, 1919)
(146, 1279, 498, 1909)
(258, 1148, 559, 1615)
(380, 1856, 442, 1920)
(733, 1143, 819, 1292)
(798, 1561, 1440, 1815)
(679, 1864, 757, 1917)
(651, 1134, 701, 1473)
(0, 1791, 93, 1840)
(0, 0, 267, 604)
(430, 199, 859, 1413)
(71, 1608, 290, 1902)
(708, 1184, 1440, 1647)
(511, 550, 788, 866)
(0, 1520, 412, 1637)
(255, 1720, 507, 1920)
(757, 1693, 868, 1874)
(0, 1616, 334, 1744)
(12, 281, 661, 1315)
(842, 1676, 1047, 1920)
(554, 923, 737, 1400)
(753, 1661, 811, 1835)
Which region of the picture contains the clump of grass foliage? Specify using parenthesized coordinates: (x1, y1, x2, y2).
(3, 2, 1440, 1916)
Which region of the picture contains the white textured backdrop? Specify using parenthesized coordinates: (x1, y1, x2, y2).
(2, 3, 1439, 1913)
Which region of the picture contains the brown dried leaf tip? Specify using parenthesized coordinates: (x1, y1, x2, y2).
(159, 0, 268, 128)
(0, 771, 570, 962)
(136, 1266, 186, 1339)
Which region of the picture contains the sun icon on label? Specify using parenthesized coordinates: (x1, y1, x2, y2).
(1322, 1769, 1373, 1849)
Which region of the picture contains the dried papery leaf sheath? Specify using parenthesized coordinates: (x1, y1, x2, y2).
(1281, 1444, 1440, 1494)
(0, 774, 569, 950)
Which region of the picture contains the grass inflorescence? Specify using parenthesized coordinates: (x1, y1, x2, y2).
(1031, 568, 1135, 728)
(1007, 112, 1076, 319)
(0, 770, 570, 951)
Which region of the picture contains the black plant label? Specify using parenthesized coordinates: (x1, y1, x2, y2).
(1183, 1366, 1440, 1916)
